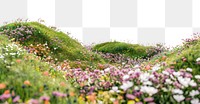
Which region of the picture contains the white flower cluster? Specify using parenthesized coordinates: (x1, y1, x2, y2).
(0, 43, 25, 60)
(196, 57, 200, 62)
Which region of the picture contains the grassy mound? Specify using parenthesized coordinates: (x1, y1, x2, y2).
(165, 37, 200, 74)
(0, 35, 77, 103)
(0, 22, 104, 64)
(93, 41, 152, 58)
(148, 35, 200, 75)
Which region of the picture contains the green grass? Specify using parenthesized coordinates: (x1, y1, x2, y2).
(0, 22, 104, 63)
(92, 41, 151, 58)
(0, 35, 78, 103)
(165, 41, 200, 75)
(147, 39, 200, 75)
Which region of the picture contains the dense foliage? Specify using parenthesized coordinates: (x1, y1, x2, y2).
(0, 21, 199, 104)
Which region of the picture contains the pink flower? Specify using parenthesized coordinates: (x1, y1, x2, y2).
(40, 96, 50, 101)
(13, 96, 20, 103)
(0, 94, 11, 100)
(136, 102, 143, 104)
(126, 94, 135, 100)
(144, 97, 154, 102)
(30, 99, 39, 104)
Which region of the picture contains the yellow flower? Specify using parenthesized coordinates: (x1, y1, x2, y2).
(98, 91, 103, 95)
(135, 98, 139, 102)
(127, 100, 135, 104)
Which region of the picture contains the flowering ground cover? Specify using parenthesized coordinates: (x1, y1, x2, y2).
(0, 21, 199, 104)
(0, 35, 79, 104)
(0, 21, 105, 69)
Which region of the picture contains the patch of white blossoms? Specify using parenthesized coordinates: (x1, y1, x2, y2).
(0, 43, 25, 60)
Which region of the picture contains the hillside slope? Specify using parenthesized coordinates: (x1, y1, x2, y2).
(0, 22, 104, 64)
(0, 35, 77, 103)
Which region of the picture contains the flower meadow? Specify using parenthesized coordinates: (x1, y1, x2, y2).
(0, 21, 200, 104)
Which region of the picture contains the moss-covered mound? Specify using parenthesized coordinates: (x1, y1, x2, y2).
(92, 41, 151, 58)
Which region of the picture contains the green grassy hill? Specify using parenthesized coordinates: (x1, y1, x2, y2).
(165, 39, 200, 74)
(149, 36, 200, 75)
(92, 41, 152, 58)
(0, 35, 77, 103)
(0, 22, 104, 63)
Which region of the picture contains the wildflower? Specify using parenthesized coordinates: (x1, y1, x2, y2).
(191, 98, 200, 104)
(60, 82, 66, 87)
(196, 58, 200, 62)
(128, 70, 134, 75)
(43, 71, 49, 76)
(162, 56, 167, 60)
(162, 71, 169, 75)
(145, 65, 151, 70)
(189, 80, 197, 87)
(186, 68, 193, 72)
(152, 64, 160, 72)
(143, 81, 153, 85)
(123, 75, 130, 80)
(24, 80, 31, 86)
(97, 100, 104, 104)
(40, 96, 50, 101)
(182, 57, 187, 62)
(110, 98, 115, 102)
(173, 95, 185, 102)
(140, 86, 158, 96)
(113, 100, 119, 104)
(126, 94, 135, 100)
(87, 93, 96, 102)
(144, 97, 154, 102)
(29, 99, 39, 104)
(136, 102, 143, 104)
(172, 89, 183, 95)
(104, 68, 110, 72)
(110, 86, 120, 93)
(13, 96, 20, 103)
(0, 83, 6, 89)
(134, 64, 140, 68)
(0, 94, 11, 100)
(4, 90, 10, 94)
(69, 92, 75, 97)
(173, 72, 181, 77)
(189, 90, 199, 97)
(178, 77, 191, 87)
(139, 73, 150, 82)
(120, 81, 133, 91)
(0, 55, 4, 59)
(127, 100, 135, 104)
(195, 75, 200, 79)
(165, 79, 173, 84)
(16, 59, 21, 63)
